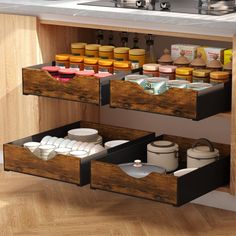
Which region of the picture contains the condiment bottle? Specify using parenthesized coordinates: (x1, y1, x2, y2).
(55, 54, 71, 68)
(69, 56, 84, 71)
(143, 63, 159, 77)
(190, 52, 206, 69)
(129, 49, 146, 69)
(192, 69, 211, 83)
(85, 44, 101, 58)
(173, 50, 190, 67)
(206, 54, 223, 71)
(71, 42, 87, 56)
(84, 57, 99, 73)
(210, 71, 230, 84)
(99, 46, 115, 59)
(158, 48, 173, 65)
(114, 47, 130, 61)
(113, 61, 132, 73)
(145, 34, 156, 63)
(98, 59, 114, 74)
(159, 65, 177, 80)
(175, 67, 194, 82)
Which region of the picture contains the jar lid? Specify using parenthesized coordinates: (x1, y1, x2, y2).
(193, 69, 211, 77)
(190, 52, 206, 67)
(98, 59, 113, 66)
(99, 45, 115, 52)
(55, 54, 71, 61)
(69, 56, 84, 63)
(146, 77, 169, 83)
(223, 56, 232, 71)
(58, 68, 78, 75)
(167, 80, 190, 86)
(176, 67, 194, 75)
(174, 51, 190, 66)
(84, 57, 99, 64)
(158, 48, 173, 64)
(41, 66, 60, 73)
(188, 83, 212, 91)
(210, 71, 230, 80)
(143, 63, 159, 71)
(71, 42, 87, 49)
(114, 47, 130, 54)
(85, 44, 101, 51)
(114, 60, 131, 68)
(133, 159, 142, 167)
(147, 140, 178, 153)
(125, 74, 148, 81)
(129, 49, 146, 56)
(94, 72, 112, 78)
(187, 146, 219, 159)
(76, 70, 95, 76)
(159, 65, 177, 73)
(206, 54, 222, 69)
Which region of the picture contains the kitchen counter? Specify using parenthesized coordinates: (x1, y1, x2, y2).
(0, 0, 236, 39)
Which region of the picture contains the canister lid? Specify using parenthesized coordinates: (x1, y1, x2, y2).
(69, 56, 84, 63)
(210, 71, 230, 80)
(167, 80, 190, 86)
(147, 140, 178, 153)
(71, 42, 87, 49)
(84, 57, 99, 64)
(176, 67, 194, 75)
(125, 74, 148, 81)
(187, 146, 219, 159)
(129, 49, 146, 56)
(76, 70, 95, 76)
(188, 83, 212, 91)
(143, 63, 159, 71)
(146, 77, 169, 83)
(114, 60, 131, 68)
(158, 48, 173, 64)
(94, 72, 112, 78)
(55, 54, 71, 61)
(193, 69, 211, 77)
(85, 44, 101, 51)
(159, 65, 177, 73)
(174, 51, 190, 66)
(114, 47, 130, 54)
(98, 59, 113, 66)
(190, 52, 206, 67)
(99, 45, 115, 52)
(206, 55, 222, 69)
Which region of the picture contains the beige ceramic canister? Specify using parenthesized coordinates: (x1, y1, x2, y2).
(190, 52, 206, 69)
(206, 54, 223, 71)
(158, 48, 173, 65)
(173, 50, 190, 67)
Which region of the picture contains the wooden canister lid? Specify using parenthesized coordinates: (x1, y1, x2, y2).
(158, 48, 173, 64)
(174, 51, 190, 66)
(190, 52, 206, 67)
(206, 55, 222, 69)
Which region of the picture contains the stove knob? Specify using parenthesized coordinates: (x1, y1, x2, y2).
(160, 1, 171, 10)
(136, 0, 145, 7)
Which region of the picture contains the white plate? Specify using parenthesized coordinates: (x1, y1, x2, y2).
(89, 144, 105, 155)
(55, 147, 71, 155)
(47, 137, 58, 145)
(104, 140, 129, 149)
(40, 136, 52, 145)
(70, 150, 88, 158)
(59, 139, 71, 148)
(174, 168, 198, 177)
(68, 128, 98, 141)
(53, 138, 65, 148)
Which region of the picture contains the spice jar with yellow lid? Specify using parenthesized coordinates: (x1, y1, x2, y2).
(173, 51, 190, 67)
(190, 52, 206, 69)
(114, 47, 130, 61)
(85, 44, 101, 58)
(99, 46, 115, 59)
(129, 49, 146, 69)
(207, 55, 223, 71)
(113, 61, 132, 73)
(223, 56, 232, 75)
(158, 48, 173, 65)
(192, 69, 211, 83)
(143, 63, 159, 77)
(55, 54, 71, 68)
(69, 55, 84, 71)
(210, 71, 230, 84)
(98, 59, 114, 74)
(84, 57, 99, 73)
(71, 42, 87, 56)
(176, 67, 194, 82)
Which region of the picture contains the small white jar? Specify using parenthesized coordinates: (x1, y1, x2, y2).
(147, 140, 179, 172)
(187, 138, 219, 168)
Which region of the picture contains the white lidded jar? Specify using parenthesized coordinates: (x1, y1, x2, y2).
(187, 138, 219, 168)
(147, 140, 179, 172)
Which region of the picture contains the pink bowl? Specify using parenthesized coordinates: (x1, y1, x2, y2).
(76, 71, 95, 76)
(94, 72, 112, 78)
(59, 68, 78, 75)
(42, 66, 60, 73)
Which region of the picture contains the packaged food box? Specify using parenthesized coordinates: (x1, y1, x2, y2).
(171, 44, 200, 61)
(197, 47, 225, 64)
(224, 49, 232, 65)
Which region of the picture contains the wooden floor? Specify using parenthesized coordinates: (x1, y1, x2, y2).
(1, 165, 236, 236)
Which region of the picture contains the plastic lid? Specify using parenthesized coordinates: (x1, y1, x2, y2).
(159, 65, 177, 73)
(41, 66, 60, 72)
(71, 42, 87, 49)
(176, 67, 194, 75)
(114, 60, 131, 68)
(188, 83, 212, 90)
(210, 71, 230, 80)
(193, 69, 211, 77)
(85, 44, 101, 51)
(58, 68, 77, 74)
(98, 59, 113, 66)
(147, 140, 178, 153)
(158, 48, 173, 64)
(133, 159, 142, 168)
(76, 70, 95, 76)
(55, 54, 71, 61)
(174, 51, 190, 65)
(143, 63, 159, 71)
(146, 77, 169, 83)
(129, 49, 146, 56)
(187, 146, 219, 159)
(84, 57, 99, 64)
(190, 52, 206, 67)
(69, 56, 84, 63)
(99, 45, 115, 52)
(114, 47, 130, 54)
(206, 55, 222, 69)
(94, 72, 112, 78)
(167, 80, 190, 86)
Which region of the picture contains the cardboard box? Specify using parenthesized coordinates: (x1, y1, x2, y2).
(197, 47, 225, 64)
(171, 44, 200, 61)
(224, 49, 232, 65)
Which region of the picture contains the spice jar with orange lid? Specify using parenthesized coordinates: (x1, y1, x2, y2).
(84, 57, 99, 73)
(129, 49, 146, 69)
(69, 55, 84, 70)
(143, 63, 159, 77)
(113, 61, 132, 73)
(55, 54, 71, 68)
(192, 69, 211, 83)
(99, 46, 115, 59)
(98, 59, 113, 73)
(210, 71, 230, 84)
(190, 52, 206, 69)
(176, 67, 194, 82)
(114, 47, 130, 61)
(85, 44, 101, 58)
(159, 65, 177, 80)
(71, 42, 87, 56)
(206, 55, 223, 71)
(158, 48, 173, 65)
(173, 51, 190, 67)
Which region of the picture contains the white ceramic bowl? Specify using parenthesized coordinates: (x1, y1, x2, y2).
(174, 168, 198, 177)
(84, 143, 95, 153)
(68, 128, 98, 142)
(89, 144, 105, 155)
(47, 137, 58, 145)
(71, 141, 83, 151)
(66, 140, 77, 149)
(70, 150, 89, 158)
(59, 139, 71, 148)
(38, 144, 55, 160)
(40, 136, 52, 145)
(55, 147, 71, 155)
(104, 140, 129, 149)
(78, 142, 89, 151)
(53, 138, 64, 148)
(23, 142, 40, 153)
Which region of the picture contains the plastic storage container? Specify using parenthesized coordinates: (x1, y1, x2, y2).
(99, 46, 115, 59)
(55, 54, 71, 68)
(143, 63, 159, 77)
(129, 49, 146, 69)
(210, 71, 230, 84)
(176, 67, 194, 82)
(159, 65, 177, 80)
(85, 44, 101, 58)
(69, 56, 84, 70)
(71, 42, 87, 56)
(192, 69, 211, 83)
(114, 47, 130, 61)
(113, 61, 132, 73)
(98, 59, 114, 73)
(84, 57, 99, 73)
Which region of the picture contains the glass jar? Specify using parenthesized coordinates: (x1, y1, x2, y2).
(192, 69, 211, 83)
(69, 56, 84, 71)
(99, 45, 115, 59)
(85, 44, 101, 58)
(129, 49, 146, 69)
(71, 42, 86, 56)
(113, 61, 132, 74)
(210, 71, 230, 84)
(143, 63, 159, 77)
(76, 70, 95, 77)
(114, 47, 130, 61)
(41, 66, 60, 77)
(159, 65, 177, 80)
(176, 67, 194, 82)
(98, 59, 114, 74)
(55, 54, 71, 68)
(84, 57, 99, 73)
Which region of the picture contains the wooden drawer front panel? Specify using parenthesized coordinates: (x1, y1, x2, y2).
(4, 121, 154, 186)
(110, 79, 231, 120)
(91, 135, 230, 206)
